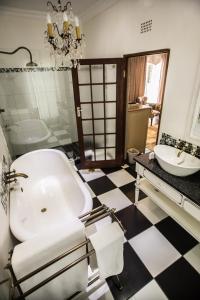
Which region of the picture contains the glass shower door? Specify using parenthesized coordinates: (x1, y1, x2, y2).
(72, 58, 126, 169)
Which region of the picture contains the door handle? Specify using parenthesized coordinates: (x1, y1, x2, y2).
(77, 106, 82, 117)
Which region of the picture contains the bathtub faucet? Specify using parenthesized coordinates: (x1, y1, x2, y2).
(4, 170, 28, 184)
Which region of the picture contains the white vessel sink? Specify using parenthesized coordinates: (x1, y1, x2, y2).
(154, 145, 200, 177)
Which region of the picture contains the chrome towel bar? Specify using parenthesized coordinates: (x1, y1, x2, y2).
(6, 205, 125, 300)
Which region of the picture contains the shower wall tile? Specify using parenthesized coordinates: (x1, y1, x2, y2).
(3, 95, 15, 109)
(0, 74, 13, 95)
(0, 95, 6, 107)
(59, 138, 72, 145)
(55, 70, 70, 90)
(44, 72, 57, 92)
(59, 108, 69, 119)
(48, 136, 58, 143)
(14, 93, 37, 109)
(31, 108, 40, 119)
(32, 72, 56, 92)
(10, 114, 20, 123)
(13, 73, 34, 95)
(57, 92, 69, 107)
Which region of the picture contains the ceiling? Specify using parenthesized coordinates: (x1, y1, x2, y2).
(0, 0, 118, 18)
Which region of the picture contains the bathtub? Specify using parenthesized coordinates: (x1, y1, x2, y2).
(9, 149, 93, 242)
(9, 119, 51, 145)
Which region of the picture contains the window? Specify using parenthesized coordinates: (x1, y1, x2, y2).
(145, 62, 162, 103)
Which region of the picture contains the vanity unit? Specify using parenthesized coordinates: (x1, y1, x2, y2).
(134, 154, 200, 242)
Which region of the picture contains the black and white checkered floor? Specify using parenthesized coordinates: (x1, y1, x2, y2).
(70, 161, 200, 300)
(56, 142, 200, 300)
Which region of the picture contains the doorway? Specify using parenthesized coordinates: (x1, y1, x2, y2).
(72, 58, 126, 169)
(125, 49, 170, 153)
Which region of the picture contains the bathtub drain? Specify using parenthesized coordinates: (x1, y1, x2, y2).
(41, 208, 47, 213)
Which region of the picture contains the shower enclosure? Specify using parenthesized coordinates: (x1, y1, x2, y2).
(0, 67, 78, 158)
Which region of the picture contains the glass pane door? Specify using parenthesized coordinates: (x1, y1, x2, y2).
(72, 58, 125, 168)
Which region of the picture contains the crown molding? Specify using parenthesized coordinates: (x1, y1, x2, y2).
(0, 0, 120, 23)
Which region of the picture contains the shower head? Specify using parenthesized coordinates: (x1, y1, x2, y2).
(26, 61, 38, 67)
(0, 46, 38, 68)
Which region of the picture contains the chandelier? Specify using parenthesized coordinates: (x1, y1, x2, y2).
(45, 0, 86, 68)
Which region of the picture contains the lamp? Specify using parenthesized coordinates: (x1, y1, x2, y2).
(45, 0, 86, 68)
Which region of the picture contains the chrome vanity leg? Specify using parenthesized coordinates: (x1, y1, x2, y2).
(135, 174, 140, 206)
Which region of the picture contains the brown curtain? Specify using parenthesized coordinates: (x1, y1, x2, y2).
(158, 53, 168, 103)
(127, 55, 147, 103)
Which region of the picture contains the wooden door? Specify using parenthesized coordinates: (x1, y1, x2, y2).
(72, 58, 126, 169)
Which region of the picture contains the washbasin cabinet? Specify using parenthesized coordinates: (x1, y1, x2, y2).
(134, 158, 200, 242)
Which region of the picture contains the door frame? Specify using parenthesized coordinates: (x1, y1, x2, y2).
(72, 58, 127, 169)
(123, 48, 170, 149)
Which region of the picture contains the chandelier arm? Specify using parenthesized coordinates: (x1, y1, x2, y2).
(48, 36, 58, 50)
(67, 24, 73, 34)
(62, 1, 72, 12)
(53, 23, 62, 37)
(53, 38, 59, 48)
(47, 1, 58, 12)
(64, 49, 69, 56)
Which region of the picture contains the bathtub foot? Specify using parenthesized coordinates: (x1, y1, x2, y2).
(111, 275, 123, 291)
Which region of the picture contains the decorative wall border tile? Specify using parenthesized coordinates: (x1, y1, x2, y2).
(160, 133, 200, 159)
(0, 67, 69, 73)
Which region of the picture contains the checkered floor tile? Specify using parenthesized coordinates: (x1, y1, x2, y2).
(63, 150, 200, 299)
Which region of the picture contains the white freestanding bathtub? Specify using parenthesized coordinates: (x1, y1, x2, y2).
(9, 149, 92, 242)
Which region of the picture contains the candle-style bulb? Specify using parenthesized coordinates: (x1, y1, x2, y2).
(63, 12, 68, 22)
(46, 13, 53, 37)
(63, 12, 69, 33)
(46, 13, 52, 24)
(74, 16, 79, 27)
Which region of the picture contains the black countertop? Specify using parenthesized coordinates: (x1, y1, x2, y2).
(134, 153, 200, 207)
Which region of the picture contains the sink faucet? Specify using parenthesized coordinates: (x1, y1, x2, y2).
(177, 149, 184, 158)
(4, 170, 28, 184)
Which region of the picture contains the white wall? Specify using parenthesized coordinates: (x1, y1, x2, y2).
(0, 9, 50, 67)
(0, 126, 12, 300)
(83, 0, 200, 143)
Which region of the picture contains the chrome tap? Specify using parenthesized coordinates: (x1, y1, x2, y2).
(7, 172, 28, 179)
(4, 170, 28, 184)
(177, 149, 184, 158)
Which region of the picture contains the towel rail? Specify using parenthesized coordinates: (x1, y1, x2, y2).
(17, 239, 90, 284)
(6, 205, 125, 300)
(78, 204, 106, 219)
(81, 207, 110, 223)
(15, 249, 96, 300)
